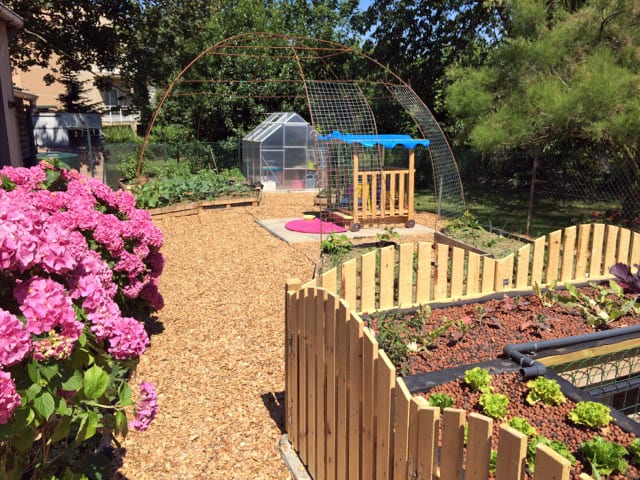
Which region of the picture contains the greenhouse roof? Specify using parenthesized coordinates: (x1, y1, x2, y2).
(317, 131, 430, 149)
(243, 112, 309, 143)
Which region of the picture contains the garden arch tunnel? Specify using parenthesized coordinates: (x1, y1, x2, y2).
(138, 32, 466, 218)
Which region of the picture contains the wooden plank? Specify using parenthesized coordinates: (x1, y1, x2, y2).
(481, 257, 496, 294)
(348, 314, 364, 480)
(416, 405, 439, 480)
(389, 174, 397, 215)
(341, 258, 357, 312)
(440, 408, 466, 479)
(450, 246, 465, 299)
(467, 251, 481, 296)
(379, 246, 395, 310)
(537, 337, 640, 367)
(408, 151, 415, 220)
(375, 351, 395, 480)
(305, 289, 317, 476)
(495, 424, 527, 480)
(371, 174, 379, 218)
(314, 290, 327, 479)
(148, 194, 260, 216)
(324, 293, 338, 479)
(466, 413, 493, 480)
(631, 232, 640, 266)
(533, 443, 571, 480)
(393, 378, 412, 480)
(494, 254, 514, 292)
(288, 288, 302, 447)
(560, 226, 577, 282)
(362, 178, 370, 220)
(415, 242, 432, 304)
(435, 243, 449, 300)
(589, 223, 605, 278)
(531, 236, 546, 286)
(335, 302, 350, 480)
(399, 174, 406, 215)
(361, 329, 378, 480)
(575, 224, 592, 280)
(603, 225, 620, 274)
(398, 243, 414, 307)
(360, 251, 377, 314)
(545, 230, 562, 284)
(617, 227, 631, 265)
(407, 397, 426, 480)
(321, 268, 338, 297)
(515, 244, 531, 289)
(298, 289, 314, 464)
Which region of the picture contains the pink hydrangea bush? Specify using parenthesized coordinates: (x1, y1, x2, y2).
(0, 162, 163, 478)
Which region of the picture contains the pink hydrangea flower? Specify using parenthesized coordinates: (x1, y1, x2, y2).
(14, 277, 77, 336)
(129, 382, 158, 431)
(0, 371, 21, 424)
(106, 317, 149, 359)
(0, 310, 31, 367)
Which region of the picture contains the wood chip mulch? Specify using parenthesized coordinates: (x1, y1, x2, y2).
(114, 192, 440, 480)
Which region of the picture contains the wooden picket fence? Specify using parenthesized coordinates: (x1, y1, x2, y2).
(316, 223, 640, 314)
(283, 223, 639, 479)
(285, 282, 583, 480)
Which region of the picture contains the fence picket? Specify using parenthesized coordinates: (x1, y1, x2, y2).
(315, 290, 327, 479)
(348, 314, 364, 480)
(342, 259, 357, 312)
(360, 251, 377, 313)
(450, 246, 465, 298)
(481, 257, 496, 293)
(398, 244, 414, 307)
(515, 244, 531, 289)
(287, 287, 302, 447)
(325, 294, 338, 479)
(416, 405, 439, 480)
(379, 246, 395, 310)
(467, 251, 481, 295)
(335, 302, 350, 480)
(466, 413, 493, 480)
(321, 268, 338, 297)
(560, 226, 577, 282)
(494, 254, 514, 292)
(393, 378, 412, 480)
(631, 232, 640, 266)
(589, 224, 605, 278)
(617, 227, 631, 264)
(603, 225, 619, 274)
(440, 408, 466, 479)
(533, 443, 570, 480)
(407, 397, 426, 479)
(305, 289, 317, 476)
(495, 424, 527, 480)
(375, 351, 395, 480)
(531, 236, 546, 286)
(435, 243, 449, 300)
(362, 329, 378, 480)
(415, 242, 432, 304)
(546, 230, 562, 284)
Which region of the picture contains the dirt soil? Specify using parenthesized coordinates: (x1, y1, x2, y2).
(114, 191, 439, 479)
(367, 291, 640, 479)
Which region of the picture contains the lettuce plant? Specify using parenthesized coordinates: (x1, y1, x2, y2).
(0, 162, 164, 478)
(568, 401, 613, 428)
(507, 416, 537, 437)
(525, 376, 566, 406)
(526, 436, 576, 472)
(464, 367, 492, 393)
(479, 392, 509, 419)
(427, 393, 454, 412)
(560, 281, 637, 329)
(580, 436, 628, 475)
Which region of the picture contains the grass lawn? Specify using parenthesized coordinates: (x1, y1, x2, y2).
(415, 186, 616, 238)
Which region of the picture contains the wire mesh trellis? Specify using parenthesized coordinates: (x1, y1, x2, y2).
(139, 32, 466, 219)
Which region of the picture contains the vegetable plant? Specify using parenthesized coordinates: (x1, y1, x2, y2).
(507, 417, 537, 437)
(321, 233, 353, 256)
(568, 401, 613, 429)
(579, 436, 628, 476)
(376, 226, 400, 246)
(427, 393, 455, 412)
(559, 281, 637, 329)
(527, 436, 576, 472)
(533, 280, 560, 307)
(525, 377, 566, 406)
(479, 392, 509, 419)
(610, 262, 640, 294)
(628, 438, 640, 465)
(377, 314, 412, 375)
(464, 367, 492, 393)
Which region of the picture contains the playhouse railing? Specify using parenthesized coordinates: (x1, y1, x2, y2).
(353, 169, 413, 226)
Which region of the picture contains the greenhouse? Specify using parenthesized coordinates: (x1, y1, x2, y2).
(242, 112, 323, 191)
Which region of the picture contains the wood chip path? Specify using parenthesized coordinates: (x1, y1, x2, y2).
(114, 192, 439, 480)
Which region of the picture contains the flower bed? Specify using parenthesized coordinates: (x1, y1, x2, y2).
(365, 280, 640, 478)
(0, 162, 164, 478)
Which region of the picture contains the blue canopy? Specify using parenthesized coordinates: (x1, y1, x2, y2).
(317, 130, 430, 149)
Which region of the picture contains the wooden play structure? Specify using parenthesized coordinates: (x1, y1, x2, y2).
(316, 131, 430, 231)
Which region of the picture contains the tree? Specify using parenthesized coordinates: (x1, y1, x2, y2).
(445, 0, 640, 233)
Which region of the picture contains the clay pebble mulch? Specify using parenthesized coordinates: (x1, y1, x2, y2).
(115, 191, 438, 480)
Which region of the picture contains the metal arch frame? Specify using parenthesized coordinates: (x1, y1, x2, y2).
(137, 31, 465, 214)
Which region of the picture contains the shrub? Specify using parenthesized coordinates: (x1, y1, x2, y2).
(0, 162, 164, 478)
(568, 401, 613, 429)
(525, 376, 566, 406)
(580, 436, 628, 476)
(464, 367, 492, 393)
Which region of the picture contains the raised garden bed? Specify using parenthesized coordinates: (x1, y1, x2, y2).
(364, 284, 640, 479)
(147, 192, 262, 219)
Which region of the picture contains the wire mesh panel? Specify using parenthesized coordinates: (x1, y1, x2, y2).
(388, 85, 465, 217)
(550, 346, 640, 419)
(306, 81, 380, 213)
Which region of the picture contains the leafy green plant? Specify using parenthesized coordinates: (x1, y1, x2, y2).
(610, 263, 640, 294)
(559, 281, 637, 329)
(525, 377, 566, 406)
(377, 314, 412, 375)
(406, 305, 431, 331)
(321, 233, 353, 256)
(533, 280, 560, 307)
(427, 393, 455, 412)
(628, 438, 640, 465)
(376, 226, 400, 245)
(464, 367, 492, 392)
(445, 210, 484, 238)
(568, 401, 613, 428)
(489, 450, 498, 473)
(479, 392, 509, 419)
(507, 416, 537, 437)
(527, 436, 576, 472)
(580, 436, 628, 476)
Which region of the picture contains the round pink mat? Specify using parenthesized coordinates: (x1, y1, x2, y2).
(285, 217, 347, 234)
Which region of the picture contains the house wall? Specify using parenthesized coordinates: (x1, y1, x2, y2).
(0, 10, 22, 166)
